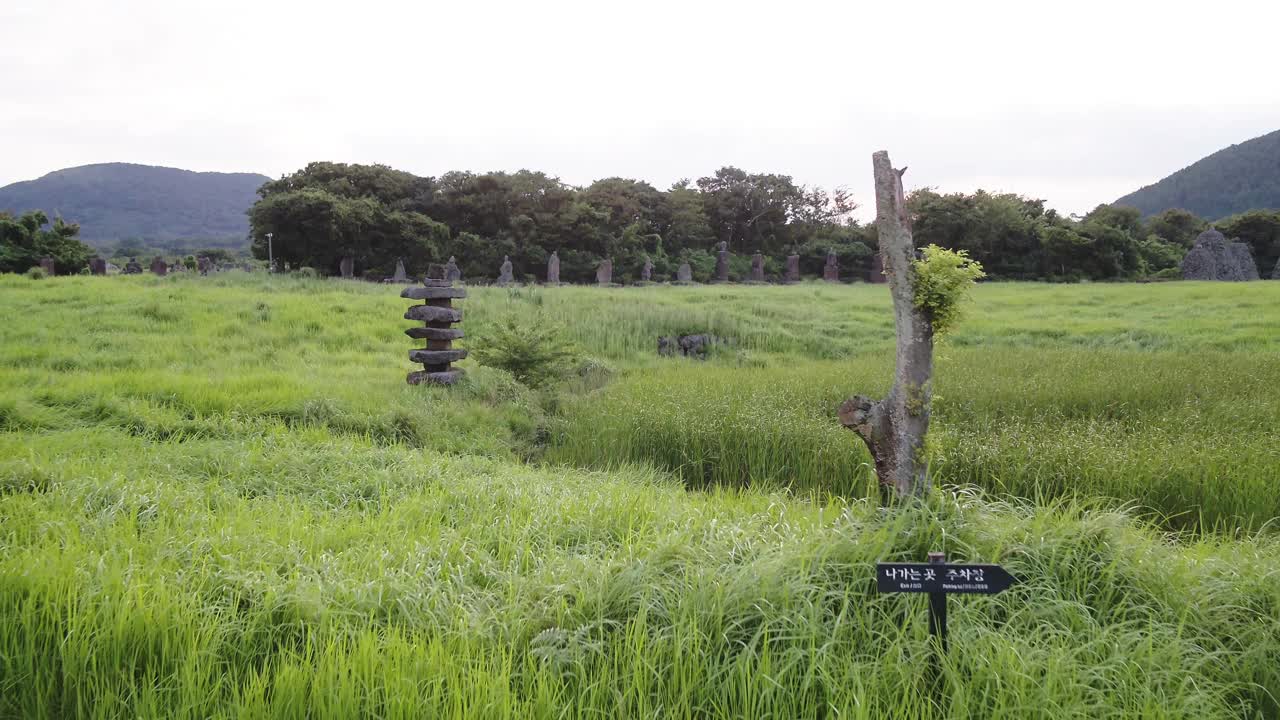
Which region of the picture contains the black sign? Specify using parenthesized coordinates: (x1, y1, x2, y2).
(876, 562, 1016, 595)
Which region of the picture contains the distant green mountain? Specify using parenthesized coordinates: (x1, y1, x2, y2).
(1115, 129, 1280, 219)
(0, 163, 270, 247)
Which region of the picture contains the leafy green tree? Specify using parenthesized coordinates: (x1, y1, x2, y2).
(1218, 210, 1280, 279)
(0, 211, 94, 275)
(1147, 208, 1207, 248)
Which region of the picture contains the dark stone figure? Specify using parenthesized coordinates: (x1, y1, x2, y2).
(1181, 228, 1255, 281)
(39, 257, 55, 275)
(641, 256, 653, 282)
(125, 257, 143, 274)
(340, 256, 354, 279)
(596, 257, 613, 286)
(784, 254, 800, 283)
(823, 249, 840, 282)
(393, 259, 407, 283)
(1229, 241, 1260, 280)
(498, 256, 514, 285)
(547, 252, 560, 284)
(89, 257, 106, 275)
(869, 253, 887, 283)
(750, 252, 765, 282)
(445, 256, 462, 283)
(150, 257, 167, 276)
(196, 256, 212, 275)
(714, 241, 730, 282)
(676, 262, 693, 283)
(1273, 256, 1280, 280)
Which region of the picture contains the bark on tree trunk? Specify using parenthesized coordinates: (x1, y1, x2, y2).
(839, 151, 934, 498)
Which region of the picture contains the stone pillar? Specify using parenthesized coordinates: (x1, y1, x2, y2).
(869, 253, 887, 283)
(498, 256, 514, 286)
(39, 257, 55, 275)
(445, 256, 462, 283)
(340, 256, 354, 279)
(89, 257, 106, 275)
(640, 257, 653, 283)
(784, 254, 800, 283)
(714, 241, 730, 282)
(823, 249, 839, 282)
(749, 252, 765, 282)
(150, 257, 168, 276)
(596, 258, 613, 286)
(547, 252, 560, 284)
(125, 257, 143, 274)
(676, 262, 693, 284)
(393, 259, 407, 283)
(403, 263, 467, 386)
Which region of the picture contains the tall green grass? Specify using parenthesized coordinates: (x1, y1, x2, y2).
(2, 273, 1279, 717)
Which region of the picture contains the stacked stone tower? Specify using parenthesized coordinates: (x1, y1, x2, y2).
(402, 263, 467, 385)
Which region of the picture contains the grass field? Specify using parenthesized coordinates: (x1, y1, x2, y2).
(1, 273, 1278, 718)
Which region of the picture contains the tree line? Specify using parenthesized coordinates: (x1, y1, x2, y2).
(248, 162, 1280, 283)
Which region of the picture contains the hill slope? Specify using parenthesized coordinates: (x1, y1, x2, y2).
(0, 163, 269, 245)
(1116, 129, 1280, 218)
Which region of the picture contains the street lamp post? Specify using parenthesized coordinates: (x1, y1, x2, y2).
(266, 232, 274, 272)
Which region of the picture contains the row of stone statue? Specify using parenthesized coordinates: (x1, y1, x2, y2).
(42, 256, 255, 276)
(1181, 228, 1277, 281)
(411, 244, 886, 286)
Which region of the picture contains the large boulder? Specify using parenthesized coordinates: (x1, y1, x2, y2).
(1182, 228, 1255, 281)
(1229, 241, 1260, 280)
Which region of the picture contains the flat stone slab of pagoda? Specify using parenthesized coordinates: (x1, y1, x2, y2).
(409, 348, 469, 364)
(401, 286, 468, 300)
(406, 368, 465, 386)
(405, 326, 465, 340)
(405, 305, 463, 323)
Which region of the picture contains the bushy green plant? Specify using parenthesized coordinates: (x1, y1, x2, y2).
(25, 266, 46, 280)
(912, 244, 985, 335)
(470, 317, 577, 388)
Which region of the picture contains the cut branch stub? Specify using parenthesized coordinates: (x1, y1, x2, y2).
(840, 151, 934, 498)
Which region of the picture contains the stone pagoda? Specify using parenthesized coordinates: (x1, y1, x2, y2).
(402, 263, 467, 385)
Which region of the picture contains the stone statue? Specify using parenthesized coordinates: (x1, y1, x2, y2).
(869, 253, 887, 283)
(393, 258, 407, 283)
(150, 257, 167, 276)
(714, 240, 730, 282)
(339, 255, 354, 279)
(784, 254, 800, 283)
(750, 252, 765, 282)
(39, 257, 55, 275)
(823, 249, 839, 282)
(641, 256, 653, 282)
(89, 257, 106, 275)
(596, 257, 613, 286)
(124, 257, 143, 274)
(676, 262, 693, 283)
(547, 252, 560, 284)
(498, 255, 514, 285)
(445, 256, 462, 282)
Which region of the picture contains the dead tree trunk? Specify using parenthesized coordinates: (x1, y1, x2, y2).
(839, 151, 934, 498)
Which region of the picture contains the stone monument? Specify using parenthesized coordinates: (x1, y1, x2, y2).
(641, 256, 653, 283)
(676, 262, 694, 284)
(89, 257, 106, 275)
(196, 256, 211, 275)
(823, 249, 839, 282)
(124, 257, 143, 274)
(403, 263, 467, 386)
(1229, 241, 1260, 281)
(445, 256, 462, 283)
(339, 256, 354, 279)
(749, 252, 765, 282)
(393, 259, 407, 283)
(39, 257, 55, 275)
(1181, 228, 1255, 281)
(784, 254, 800, 283)
(869, 253, 887, 283)
(596, 258, 613, 286)
(497, 256, 514, 286)
(150, 257, 167, 276)
(714, 241, 730, 282)
(546, 252, 560, 284)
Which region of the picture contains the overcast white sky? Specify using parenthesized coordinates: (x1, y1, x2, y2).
(3, 0, 1278, 218)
